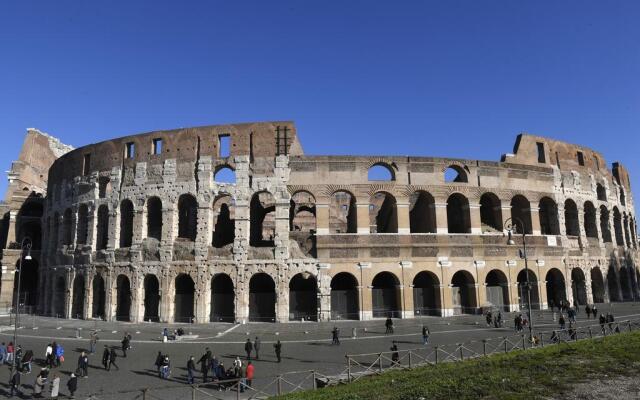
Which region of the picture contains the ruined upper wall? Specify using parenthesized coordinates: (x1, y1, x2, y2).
(48, 121, 301, 183)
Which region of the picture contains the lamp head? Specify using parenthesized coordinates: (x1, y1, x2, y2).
(24, 244, 32, 260)
(507, 229, 515, 246)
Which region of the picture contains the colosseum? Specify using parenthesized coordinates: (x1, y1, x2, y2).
(1, 121, 638, 323)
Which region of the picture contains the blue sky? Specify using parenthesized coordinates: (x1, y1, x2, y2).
(1, 1, 638, 200)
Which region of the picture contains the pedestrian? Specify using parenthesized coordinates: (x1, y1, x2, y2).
(198, 348, 212, 383)
(160, 355, 171, 379)
(254, 337, 261, 360)
(274, 340, 282, 363)
(591, 305, 598, 319)
(22, 349, 34, 373)
(50, 373, 60, 398)
(121, 334, 130, 358)
(385, 317, 394, 334)
(109, 348, 119, 370)
(187, 356, 196, 384)
(155, 351, 164, 374)
(245, 338, 253, 360)
(67, 373, 78, 399)
(162, 327, 169, 342)
(559, 314, 566, 330)
(9, 369, 21, 397)
(332, 326, 340, 345)
(390, 341, 399, 365)
(352, 327, 357, 339)
(7, 341, 15, 365)
(246, 361, 254, 388)
(54, 342, 64, 367)
(607, 312, 615, 331)
(422, 325, 430, 345)
(585, 304, 591, 319)
(497, 311, 503, 327)
(102, 345, 110, 370)
(89, 331, 98, 354)
(77, 351, 89, 377)
(485, 311, 492, 327)
(33, 372, 46, 398)
(599, 313, 606, 334)
(233, 356, 242, 370)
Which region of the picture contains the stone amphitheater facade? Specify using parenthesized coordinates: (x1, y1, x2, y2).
(3, 122, 639, 323)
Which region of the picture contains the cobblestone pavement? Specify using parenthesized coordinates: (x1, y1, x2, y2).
(0, 302, 638, 399)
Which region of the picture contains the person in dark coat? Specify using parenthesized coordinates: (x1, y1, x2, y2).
(121, 335, 130, 358)
(332, 327, 340, 345)
(254, 337, 261, 360)
(385, 317, 394, 334)
(102, 345, 110, 370)
(9, 369, 21, 397)
(155, 351, 164, 374)
(77, 351, 89, 377)
(244, 339, 253, 360)
(599, 313, 607, 333)
(187, 356, 196, 384)
(67, 373, 78, 399)
(390, 341, 399, 365)
(274, 340, 282, 363)
(198, 348, 212, 383)
(109, 348, 119, 370)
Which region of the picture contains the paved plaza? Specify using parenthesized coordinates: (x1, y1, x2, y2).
(0, 302, 639, 399)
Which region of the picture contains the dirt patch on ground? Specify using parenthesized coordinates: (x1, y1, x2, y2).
(562, 376, 640, 399)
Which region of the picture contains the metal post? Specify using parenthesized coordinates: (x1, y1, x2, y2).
(9, 238, 31, 383)
(192, 386, 196, 400)
(408, 350, 413, 368)
(378, 353, 383, 373)
(277, 375, 282, 396)
(434, 346, 439, 364)
(482, 339, 487, 356)
(588, 327, 593, 339)
(522, 334, 526, 350)
(143, 388, 148, 400)
(347, 356, 352, 382)
(236, 379, 240, 400)
(504, 337, 508, 353)
(459, 344, 464, 361)
(312, 370, 317, 390)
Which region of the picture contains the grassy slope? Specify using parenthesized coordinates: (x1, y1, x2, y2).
(276, 331, 640, 400)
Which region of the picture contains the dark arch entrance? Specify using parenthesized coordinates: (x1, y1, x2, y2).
(517, 269, 540, 310)
(116, 275, 132, 321)
(54, 276, 66, 318)
(175, 274, 195, 323)
(144, 275, 160, 322)
(249, 273, 276, 322)
(591, 268, 605, 303)
(413, 271, 441, 316)
(92, 275, 106, 319)
(330, 273, 359, 320)
(372, 272, 401, 318)
(485, 270, 509, 311)
(289, 273, 318, 321)
(545, 268, 567, 309)
(571, 268, 587, 306)
(451, 271, 477, 314)
(619, 267, 632, 301)
(607, 265, 621, 302)
(71, 276, 85, 319)
(16, 259, 39, 309)
(211, 274, 235, 322)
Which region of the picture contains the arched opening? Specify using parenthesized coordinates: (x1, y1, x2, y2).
(451, 270, 477, 314)
(289, 191, 316, 232)
(211, 274, 235, 322)
(517, 269, 540, 310)
(372, 272, 401, 318)
(214, 165, 236, 184)
(619, 267, 632, 301)
(146, 197, 163, 241)
(607, 264, 621, 302)
(17, 201, 43, 250)
(600, 206, 612, 243)
(329, 191, 357, 233)
(119, 199, 134, 248)
(596, 184, 607, 201)
(16, 259, 39, 309)
(620, 190, 626, 206)
(564, 199, 580, 236)
(591, 267, 605, 303)
(289, 273, 318, 321)
(410, 191, 436, 233)
(539, 198, 560, 235)
(96, 205, 110, 250)
(71, 276, 85, 319)
(178, 194, 198, 241)
(98, 176, 111, 198)
(250, 192, 276, 247)
(584, 202, 598, 239)
(249, 273, 276, 322)
(623, 214, 631, 247)
(571, 268, 587, 306)
(413, 271, 440, 316)
(545, 268, 567, 309)
(368, 163, 395, 181)
(62, 208, 73, 245)
(447, 193, 471, 234)
(485, 270, 509, 311)
(330, 272, 359, 320)
(212, 195, 235, 248)
(143, 275, 160, 322)
(76, 204, 88, 245)
(613, 207, 624, 245)
(116, 275, 131, 322)
(92, 274, 106, 319)
(510, 195, 532, 234)
(444, 165, 468, 183)
(479, 193, 502, 232)
(53, 277, 66, 318)
(370, 192, 397, 233)
(175, 274, 195, 323)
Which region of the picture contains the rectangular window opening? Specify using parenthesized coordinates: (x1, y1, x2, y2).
(594, 155, 600, 170)
(152, 138, 163, 155)
(536, 142, 546, 163)
(219, 134, 230, 158)
(83, 154, 91, 176)
(577, 151, 585, 166)
(125, 142, 135, 159)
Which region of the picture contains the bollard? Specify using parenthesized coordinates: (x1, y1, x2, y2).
(277, 375, 282, 396)
(434, 346, 439, 364)
(408, 351, 413, 368)
(458, 344, 464, 361)
(588, 327, 593, 339)
(628, 321, 632, 332)
(378, 353, 383, 373)
(312, 370, 317, 390)
(482, 339, 487, 356)
(346, 356, 352, 382)
(521, 335, 526, 350)
(142, 388, 148, 400)
(504, 337, 508, 353)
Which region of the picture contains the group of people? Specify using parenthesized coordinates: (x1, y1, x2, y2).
(183, 347, 257, 392)
(485, 310, 503, 328)
(513, 313, 529, 332)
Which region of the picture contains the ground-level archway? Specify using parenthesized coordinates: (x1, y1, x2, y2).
(144, 275, 160, 322)
(71, 276, 85, 319)
(607, 265, 621, 302)
(619, 267, 633, 301)
(571, 268, 588, 306)
(485, 270, 509, 312)
(289, 273, 318, 321)
(451, 270, 477, 315)
(413, 271, 441, 316)
(517, 269, 540, 310)
(92, 275, 106, 319)
(53, 276, 66, 318)
(116, 275, 132, 321)
(211, 274, 235, 322)
(591, 267, 605, 303)
(175, 274, 195, 323)
(372, 272, 401, 318)
(546, 268, 567, 309)
(249, 273, 276, 322)
(15, 259, 39, 310)
(330, 272, 359, 320)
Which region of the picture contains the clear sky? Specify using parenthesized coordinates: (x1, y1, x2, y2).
(0, 1, 638, 201)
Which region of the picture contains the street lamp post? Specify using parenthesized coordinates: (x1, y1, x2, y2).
(10, 237, 32, 380)
(504, 217, 534, 339)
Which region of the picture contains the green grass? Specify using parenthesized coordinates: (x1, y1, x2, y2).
(275, 331, 640, 400)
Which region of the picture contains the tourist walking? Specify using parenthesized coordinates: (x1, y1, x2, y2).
(198, 348, 212, 382)
(160, 355, 171, 379)
(187, 356, 196, 384)
(422, 325, 430, 344)
(67, 373, 78, 399)
(50, 373, 60, 398)
(385, 317, 394, 334)
(485, 311, 493, 327)
(33, 370, 47, 398)
(606, 312, 615, 331)
(109, 348, 119, 370)
(599, 313, 606, 334)
(274, 340, 282, 363)
(7, 341, 15, 365)
(390, 341, 399, 365)
(102, 346, 110, 370)
(332, 326, 340, 345)
(154, 351, 164, 374)
(245, 338, 253, 360)
(9, 369, 21, 397)
(77, 351, 89, 377)
(121, 334, 130, 358)
(246, 361, 254, 388)
(89, 331, 98, 354)
(54, 342, 64, 367)
(585, 304, 592, 319)
(254, 337, 261, 360)
(559, 314, 566, 330)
